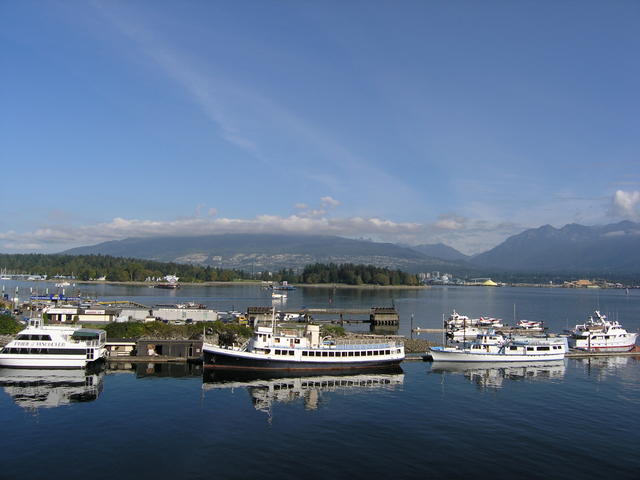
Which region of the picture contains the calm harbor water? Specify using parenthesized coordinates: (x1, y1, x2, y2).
(1, 282, 639, 479)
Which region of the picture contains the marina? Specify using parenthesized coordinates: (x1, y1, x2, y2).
(0, 281, 639, 480)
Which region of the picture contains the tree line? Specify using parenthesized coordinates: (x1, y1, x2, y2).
(0, 254, 420, 286)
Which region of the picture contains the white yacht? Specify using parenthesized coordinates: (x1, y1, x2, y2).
(448, 326, 488, 341)
(429, 333, 567, 362)
(446, 310, 504, 341)
(0, 318, 107, 368)
(567, 311, 637, 352)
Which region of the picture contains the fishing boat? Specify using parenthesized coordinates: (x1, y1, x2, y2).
(203, 315, 404, 372)
(0, 318, 107, 368)
(567, 311, 638, 352)
(429, 332, 567, 362)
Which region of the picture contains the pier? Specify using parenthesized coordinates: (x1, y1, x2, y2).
(280, 307, 400, 327)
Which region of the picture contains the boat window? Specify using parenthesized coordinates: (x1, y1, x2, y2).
(275, 349, 281, 355)
(509, 346, 518, 351)
(275, 338, 280, 343)
(322, 352, 328, 357)
(329, 352, 335, 357)
(537, 346, 550, 351)
(385, 350, 390, 355)
(604, 336, 610, 339)
(348, 352, 354, 356)
(288, 350, 294, 356)
(355, 351, 361, 356)
(295, 339, 300, 344)
(302, 351, 308, 356)
(526, 347, 534, 351)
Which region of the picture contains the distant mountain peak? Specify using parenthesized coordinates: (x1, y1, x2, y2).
(471, 220, 640, 273)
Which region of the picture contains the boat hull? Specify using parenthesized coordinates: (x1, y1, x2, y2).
(0, 356, 105, 369)
(203, 347, 403, 372)
(429, 348, 565, 363)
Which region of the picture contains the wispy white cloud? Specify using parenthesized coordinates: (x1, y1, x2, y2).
(611, 190, 640, 219)
(0, 214, 423, 253)
(320, 196, 340, 208)
(90, 2, 422, 211)
(434, 214, 466, 230)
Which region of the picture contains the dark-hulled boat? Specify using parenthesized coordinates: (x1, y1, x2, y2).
(203, 322, 404, 372)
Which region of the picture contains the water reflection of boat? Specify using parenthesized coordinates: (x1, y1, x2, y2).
(203, 367, 404, 413)
(0, 368, 104, 410)
(575, 355, 636, 379)
(430, 361, 566, 390)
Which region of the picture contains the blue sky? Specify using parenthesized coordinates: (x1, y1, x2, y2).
(1, 0, 639, 254)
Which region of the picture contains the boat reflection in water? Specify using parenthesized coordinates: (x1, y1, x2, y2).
(0, 367, 105, 411)
(203, 366, 404, 414)
(576, 355, 639, 380)
(430, 361, 566, 390)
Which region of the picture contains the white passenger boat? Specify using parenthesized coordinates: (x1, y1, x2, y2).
(0, 318, 107, 368)
(203, 319, 404, 372)
(429, 333, 567, 362)
(567, 311, 638, 352)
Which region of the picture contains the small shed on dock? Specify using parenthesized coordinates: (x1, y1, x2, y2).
(135, 339, 203, 359)
(369, 307, 399, 326)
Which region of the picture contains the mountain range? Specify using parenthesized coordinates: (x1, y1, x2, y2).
(62, 221, 640, 276)
(471, 221, 640, 274)
(63, 234, 459, 272)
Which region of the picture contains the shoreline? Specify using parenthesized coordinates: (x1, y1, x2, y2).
(13, 279, 636, 290)
(31, 279, 429, 290)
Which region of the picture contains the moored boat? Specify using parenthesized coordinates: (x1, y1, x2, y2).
(567, 311, 638, 352)
(0, 318, 107, 369)
(203, 319, 404, 372)
(429, 333, 567, 362)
